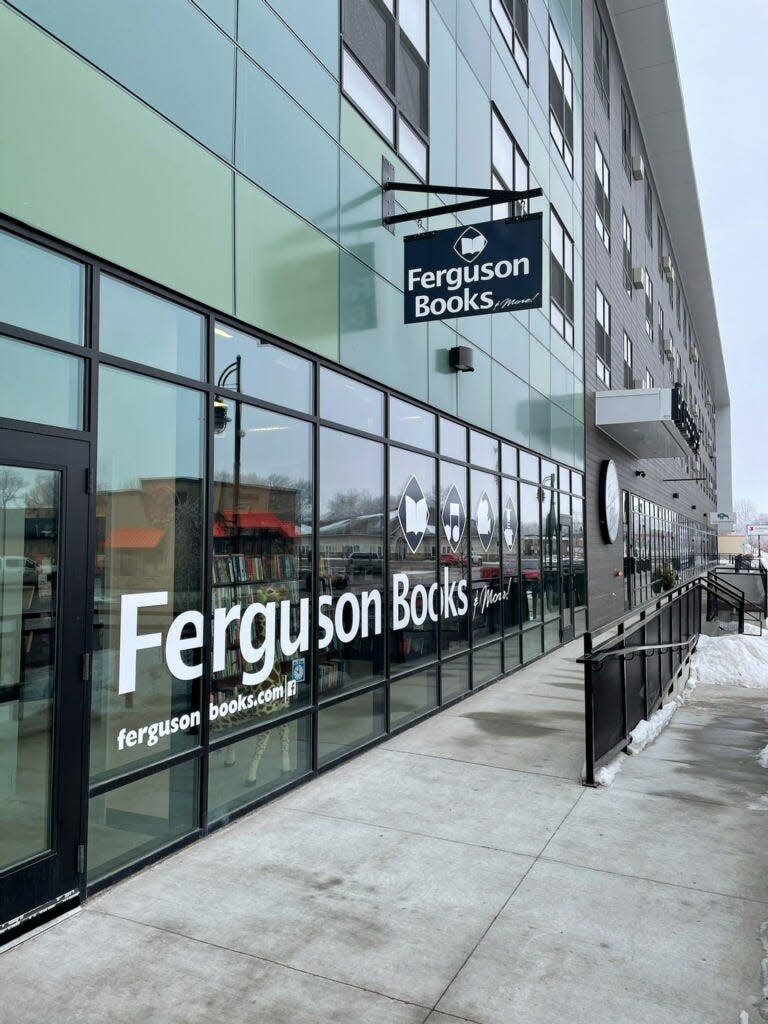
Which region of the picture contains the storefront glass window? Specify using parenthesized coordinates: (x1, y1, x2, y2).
(438, 461, 470, 656)
(99, 276, 205, 379)
(215, 324, 312, 414)
(470, 431, 499, 470)
(0, 337, 84, 430)
(389, 396, 435, 451)
(542, 487, 559, 622)
(502, 444, 518, 477)
(520, 483, 542, 624)
(87, 760, 198, 883)
(390, 666, 438, 728)
(440, 652, 470, 702)
(320, 367, 383, 435)
(440, 418, 466, 461)
(0, 230, 84, 345)
(470, 471, 501, 643)
(389, 447, 437, 672)
(318, 428, 385, 696)
(91, 367, 206, 782)
(207, 714, 311, 822)
(501, 476, 521, 632)
(317, 686, 386, 765)
(519, 451, 539, 481)
(212, 404, 313, 734)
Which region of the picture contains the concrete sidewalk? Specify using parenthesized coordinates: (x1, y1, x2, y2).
(2, 640, 767, 1023)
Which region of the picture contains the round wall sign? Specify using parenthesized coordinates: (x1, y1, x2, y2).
(599, 460, 621, 544)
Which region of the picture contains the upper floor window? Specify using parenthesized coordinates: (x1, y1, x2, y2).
(550, 207, 574, 346)
(657, 216, 664, 277)
(549, 23, 574, 176)
(595, 285, 611, 386)
(621, 92, 631, 179)
(594, 8, 609, 113)
(492, 106, 529, 218)
(622, 211, 632, 296)
(594, 139, 610, 252)
(492, 0, 529, 80)
(658, 302, 665, 358)
(644, 368, 654, 389)
(623, 331, 634, 389)
(643, 269, 653, 341)
(341, 0, 428, 179)
(644, 177, 653, 242)
(676, 282, 681, 328)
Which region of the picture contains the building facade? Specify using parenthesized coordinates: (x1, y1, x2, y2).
(581, 0, 726, 628)
(0, 0, 594, 934)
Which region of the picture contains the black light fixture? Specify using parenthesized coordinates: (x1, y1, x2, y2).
(449, 345, 474, 372)
(214, 397, 231, 434)
(634, 470, 646, 478)
(672, 492, 679, 499)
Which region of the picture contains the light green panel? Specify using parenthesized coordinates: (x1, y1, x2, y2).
(552, 404, 576, 467)
(470, 0, 491, 29)
(550, 357, 573, 416)
(490, 46, 528, 148)
(339, 253, 428, 399)
(529, 389, 551, 456)
(491, 363, 530, 447)
(340, 154, 403, 289)
(235, 175, 338, 360)
(458, 0, 490, 94)
(492, 312, 529, 380)
(0, 6, 234, 312)
(457, 344, 492, 430)
(427, 321, 459, 416)
(551, 332, 575, 373)
(429, 12, 457, 187)
(432, 0, 457, 35)
(260, 0, 339, 76)
(548, 163, 574, 237)
(457, 55, 490, 190)
(457, 310, 492, 355)
(530, 339, 550, 396)
(530, 309, 550, 347)
(340, 101, 420, 206)
(528, 126, 550, 199)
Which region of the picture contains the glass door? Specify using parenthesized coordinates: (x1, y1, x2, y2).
(0, 428, 89, 936)
(559, 514, 575, 643)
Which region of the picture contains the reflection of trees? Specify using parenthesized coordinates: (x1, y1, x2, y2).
(0, 468, 24, 507)
(323, 489, 382, 523)
(172, 492, 203, 608)
(24, 473, 58, 510)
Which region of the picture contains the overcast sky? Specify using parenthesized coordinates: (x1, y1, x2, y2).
(667, 0, 768, 513)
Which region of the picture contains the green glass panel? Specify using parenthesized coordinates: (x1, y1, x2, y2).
(0, 6, 234, 313)
(432, 0, 457, 35)
(544, 620, 560, 651)
(208, 716, 311, 822)
(529, 390, 551, 456)
(492, 313, 530, 380)
(473, 642, 502, 686)
(10, 0, 235, 159)
(427, 322, 459, 417)
(256, 0, 339, 75)
(215, 324, 313, 413)
(339, 252, 428, 400)
(530, 339, 550, 395)
(0, 230, 83, 344)
(491, 364, 529, 447)
(340, 100, 419, 195)
(238, 0, 338, 136)
(522, 625, 542, 662)
(457, 0, 490, 93)
(236, 53, 338, 240)
(0, 337, 83, 429)
(457, 345, 491, 430)
(504, 634, 521, 671)
(196, 0, 236, 35)
(87, 760, 198, 883)
(457, 55, 490, 189)
(340, 154, 403, 289)
(390, 667, 438, 729)
(441, 653, 469, 702)
(317, 686, 386, 766)
(235, 176, 339, 360)
(91, 367, 205, 783)
(428, 12, 457, 186)
(100, 276, 205, 378)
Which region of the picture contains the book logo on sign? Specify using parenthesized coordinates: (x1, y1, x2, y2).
(453, 227, 488, 263)
(398, 475, 429, 553)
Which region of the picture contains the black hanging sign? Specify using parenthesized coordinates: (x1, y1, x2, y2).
(403, 213, 542, 324)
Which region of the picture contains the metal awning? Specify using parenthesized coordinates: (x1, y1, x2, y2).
(595, 388, 689, 459)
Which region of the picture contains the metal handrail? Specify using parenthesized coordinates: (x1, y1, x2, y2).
(578, 639, 695, 666)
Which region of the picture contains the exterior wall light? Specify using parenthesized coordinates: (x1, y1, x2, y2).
(449, 345, 475, 372)
(634, 470, 646, 478)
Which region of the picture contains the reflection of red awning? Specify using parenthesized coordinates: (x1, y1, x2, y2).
(105, 528, 165, 549)
(214, 511, 298, 539)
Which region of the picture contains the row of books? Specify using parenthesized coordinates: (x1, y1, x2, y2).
(212, 553, 301, 584)
(212, 580, 301, 611)
(318, 660, 345, 694)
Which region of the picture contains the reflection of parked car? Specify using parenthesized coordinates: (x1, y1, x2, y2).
(346, 552, 383, 576)
(0, 556, 38, 587)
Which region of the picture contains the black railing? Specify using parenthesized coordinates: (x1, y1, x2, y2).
(580, 573, 752, 785)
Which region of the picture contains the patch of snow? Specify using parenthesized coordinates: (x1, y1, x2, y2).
(593, 755, 623, 787)
(628, 702, 677, 754)
(759, 745, 768, 770)
(760, 920, 768, 1021)
(748, 795, 768, 812)
(689, 633, 768, 688)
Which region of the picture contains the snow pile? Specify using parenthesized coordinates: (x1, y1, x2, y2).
(593, 756, 623, 787)
(627, 702, 677, 754)
(759, 745, 768, 770)
(688, 633, 768, 689)
(761, 919, 768, 1020)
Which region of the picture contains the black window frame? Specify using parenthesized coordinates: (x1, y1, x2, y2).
(593, 6, 609, 114)
(594, 137, 610, 252)
(491, 103, 530, 219)
(549, 206, 575, 346)
(548, 21, 574, 177)
(621, 91, 632, 180)
(595, 284, 611, 387)
(491, 0, 529, 82)
(622, 209, 632, 296)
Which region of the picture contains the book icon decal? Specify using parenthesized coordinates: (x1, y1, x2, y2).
(397, 475, 430, 553)
(453, 226, 488, 263)
(503, 496, 518, 551)
(475, 490, 495, 552)
(440, 484, 467, 552)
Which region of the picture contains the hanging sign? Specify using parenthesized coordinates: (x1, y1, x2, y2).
(403, 213, 542, 324)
